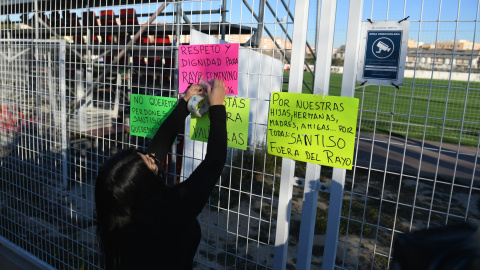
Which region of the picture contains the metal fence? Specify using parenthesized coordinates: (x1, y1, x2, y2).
(0, 0, 479, 269)
(0, 39, 71, 267)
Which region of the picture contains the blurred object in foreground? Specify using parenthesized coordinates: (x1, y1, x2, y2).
(392, 222, 480, 270)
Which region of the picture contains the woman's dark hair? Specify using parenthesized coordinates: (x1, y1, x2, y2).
(95, 147, 165, 269)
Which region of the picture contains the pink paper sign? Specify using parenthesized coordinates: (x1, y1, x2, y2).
(178, 43, 239, 95)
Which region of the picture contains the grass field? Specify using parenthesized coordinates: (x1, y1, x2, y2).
(284, 71, 480, 146)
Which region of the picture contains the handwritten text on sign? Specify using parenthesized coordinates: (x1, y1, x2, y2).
(130, 94, 177, 138)
(267, 92, 359, 170)
(179, 44, 239, 95)
(190, 97, 250, 150)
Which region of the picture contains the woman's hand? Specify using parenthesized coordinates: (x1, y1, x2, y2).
(183, 75, 214, 102)
(183, 83, 205, 102)
(207, 79, 226, 106)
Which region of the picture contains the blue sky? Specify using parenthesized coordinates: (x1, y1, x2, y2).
(173, 0, 480, 49)
(235, 0, 480, 49)
(4, 0, 479, 49)
(308, 0, 480, 48)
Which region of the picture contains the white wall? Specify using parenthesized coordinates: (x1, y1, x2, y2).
(330, 66, 480, 82)
(403, 69, 480, 81)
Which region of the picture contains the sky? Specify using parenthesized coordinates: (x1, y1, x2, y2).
(133, 0, 480, 49)
(3, 0, 479, 49)
(302, 0, 480, 48)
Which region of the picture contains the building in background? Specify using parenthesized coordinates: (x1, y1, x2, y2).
(420, 39, 480, 50)
(408, 40, 480, 71)
(332, 39, 480, 71)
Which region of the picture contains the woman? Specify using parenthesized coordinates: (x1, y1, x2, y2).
(95, 79, 227, 270)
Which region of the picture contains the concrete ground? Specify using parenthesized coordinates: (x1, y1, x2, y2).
(355, 132, 479, 186)
(0, 133, 478, 269)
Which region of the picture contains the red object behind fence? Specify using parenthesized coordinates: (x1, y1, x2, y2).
(119, 8, 139, 25)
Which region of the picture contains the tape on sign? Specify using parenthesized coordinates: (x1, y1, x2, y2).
(187, 95, 209, 117)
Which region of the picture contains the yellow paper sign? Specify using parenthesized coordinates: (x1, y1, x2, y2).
(130, 94, 177, 138)
(190, 97, 250, 150)
(267, 92, 359, 170)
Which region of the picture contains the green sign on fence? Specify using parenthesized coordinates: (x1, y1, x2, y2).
(190, 97, 250, 150)
(267, 92, 359, 170)
(130, 94, 177, 138)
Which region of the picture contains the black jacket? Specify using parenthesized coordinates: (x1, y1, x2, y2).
(126, 99, 227, 269)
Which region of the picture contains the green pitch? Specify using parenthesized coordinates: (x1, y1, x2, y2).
(283, 71, 480, 146)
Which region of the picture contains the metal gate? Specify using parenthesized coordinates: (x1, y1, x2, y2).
(0, 0, 479, 269)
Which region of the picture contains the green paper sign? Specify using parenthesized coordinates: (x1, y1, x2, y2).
(190, 97, 250, 150)
(267, 92, 359, 170)
(130, 94, 177, 138)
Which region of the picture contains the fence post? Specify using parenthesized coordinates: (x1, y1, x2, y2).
(255, 0, 266, 48)
(273, 0, 311, 269)
(322, 0, 364, 269)
(59, 40, 68, 188)
(296, 0, 338, 269)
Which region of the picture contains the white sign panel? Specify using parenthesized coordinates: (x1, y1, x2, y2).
(356, 21, 410, 87)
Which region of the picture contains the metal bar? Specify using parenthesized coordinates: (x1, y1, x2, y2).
(264, 1, 292, 48)
(256, 0, 266, 48)
(8, 48, 30, 60)
(322, 0, 364, 269)
(244, 0, 291, 65)
(65, 44, 174, 52)
(278, 0, 315, 57)
(462, 0, 480, 223)
(181, 11, 192, 25)
(136, 9, 222, 17)
(251, 0, 315, 92)
(34, 0, 38, 41)
(171, 1, 181, 186)
(36, 16, 86, 63)
(59, 40, 68, 189)
(0, 236, 55, 270)
(221, 0, 226, 40)
(296, 0, 337, 268)
(418, 0, 444, 231)
(273, 158, 295, 270)
(66, 2, 169, 122)
(442, 0, 462, 225)
(312, 0, 337, 95)
(273, 0, 311, 269)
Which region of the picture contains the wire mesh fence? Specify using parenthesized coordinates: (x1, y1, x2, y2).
(0, 39, 74, 268)
(331, 0, 480, 269)
(0, 0, 479, 270)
